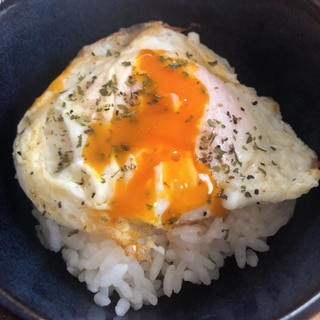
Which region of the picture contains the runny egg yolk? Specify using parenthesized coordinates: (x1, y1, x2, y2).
(83, 49, 226, 227)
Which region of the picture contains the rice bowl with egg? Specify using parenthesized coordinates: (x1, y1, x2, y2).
(12, 21, 320, 316)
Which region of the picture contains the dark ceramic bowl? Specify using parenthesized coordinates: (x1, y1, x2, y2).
(1, 0, 320, 319)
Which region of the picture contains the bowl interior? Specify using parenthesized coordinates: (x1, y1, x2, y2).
(0, 0, 320, 319)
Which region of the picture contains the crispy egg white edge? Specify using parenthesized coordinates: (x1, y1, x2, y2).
(195, 66, 320, 210)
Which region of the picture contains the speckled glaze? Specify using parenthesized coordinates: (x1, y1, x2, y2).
(0, 0, 320, 319)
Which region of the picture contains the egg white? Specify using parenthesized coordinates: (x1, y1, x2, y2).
(13, 21, 320, 243)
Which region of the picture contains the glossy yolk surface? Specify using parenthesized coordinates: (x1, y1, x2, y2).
(83, 49, 226, 227)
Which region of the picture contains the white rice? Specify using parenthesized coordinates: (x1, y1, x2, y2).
(33, 200, 296, 316)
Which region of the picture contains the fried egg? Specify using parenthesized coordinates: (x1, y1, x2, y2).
(13, 21, 320, 250)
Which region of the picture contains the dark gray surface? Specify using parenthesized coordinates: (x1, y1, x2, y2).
(0, 0, 320, 319)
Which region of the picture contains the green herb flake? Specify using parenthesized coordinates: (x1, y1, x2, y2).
(99, 74, 118, 96)
(182, 71, 189, 78)
(77, 86, 84, 96)
(120, 144, 130, 151)
(215, 188, 228, 200)
(246, 132, 253, 144)
(166, 59, 187, 71)
(56, 149, 73, 172)
(158, 55, 167, 63)
(208, 60, 218, 67)
(186, 51, 193, 59)
(214, 145, 227, 160)
(253, 142, 267, 152)
(111, 169, 121, 179)
(153, 92, 162, 99)
(146, 203, 153, 211)
(184, 115, 194, 122)
(208, 132, 217, 145)
(232, 149, 242, 167)
(91, 75, 97, 84)
(67, 92, 77, 101)
(67, 229, 79, 237)
(77, 74, 85, 83)
(76, 134, 82, 148)
(126, 75, 136, 86)
(118, 104, 129, 113)
(166, 216, 179, 225)
(94, 96, 101, 105)
(121, 61, 131, 66)
(233, 167, 239, 174)
(126, 109, 138, 117)
(258, 167, 267, 176)
(221, 164, 230, 174)
(207, 119, 216, 128)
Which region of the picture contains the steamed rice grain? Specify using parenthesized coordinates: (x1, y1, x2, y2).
(32, 200, 295, 316)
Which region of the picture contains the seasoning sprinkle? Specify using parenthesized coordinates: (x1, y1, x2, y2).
(258, 167, 267, 176)
(76, 134, 82, 148)
(121, 61, 132, 66)
(67, 229, 79, 237)
(146, 203, 153, 211)
(166, 60, 188, 70)
(208, 60, 218, 67)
